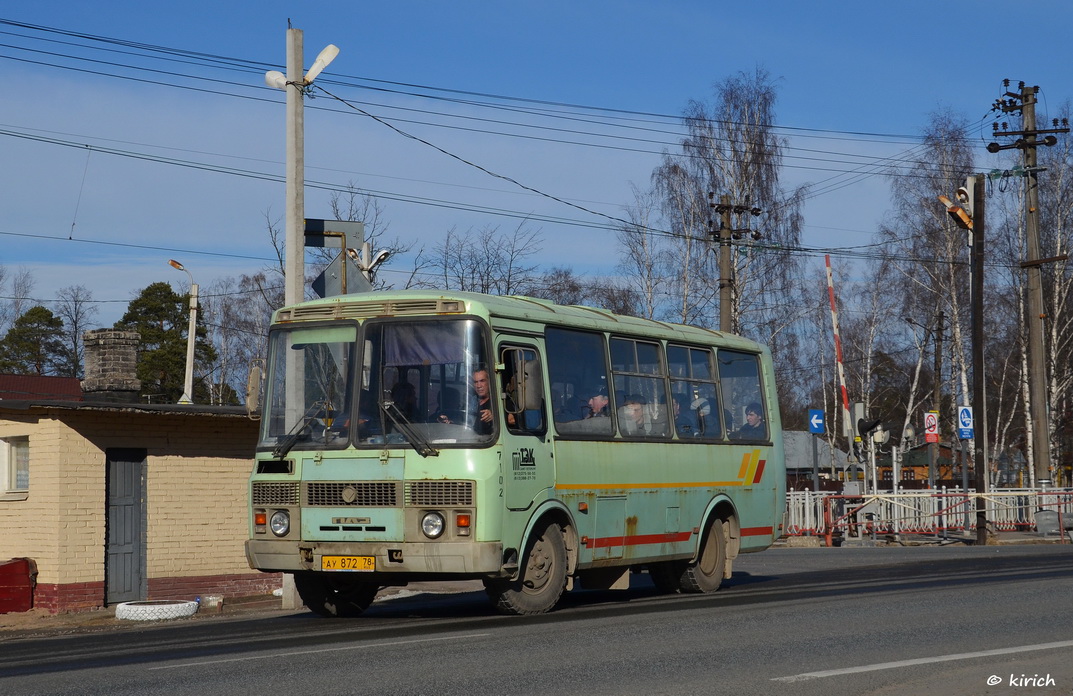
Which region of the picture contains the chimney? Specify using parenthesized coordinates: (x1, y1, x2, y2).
(81, 329, 141, 403)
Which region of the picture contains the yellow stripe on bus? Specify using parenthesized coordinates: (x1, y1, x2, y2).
(737, 451, 750, 480)
(556, 481, 745, 490)
(556, 449, 765, 491)
(746, 449, 761, 483)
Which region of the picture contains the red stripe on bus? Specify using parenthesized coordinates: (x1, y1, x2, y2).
(751, 459, 766, 484)
(740, 526, 773, 537)
(583, 531, 694, 549)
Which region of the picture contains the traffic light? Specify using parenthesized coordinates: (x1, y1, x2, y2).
(852, 401, 881, 440)
(857, 417, 882, 438)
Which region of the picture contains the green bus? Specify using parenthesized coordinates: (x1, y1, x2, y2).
(245, 290, 785, 616)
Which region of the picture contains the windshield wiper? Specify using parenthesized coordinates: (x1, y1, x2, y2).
(272, 401, 325, 459)
(379, 399, 439, 458)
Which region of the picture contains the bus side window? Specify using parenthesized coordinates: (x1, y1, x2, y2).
(718, 350, 767, 441)
(501, 347, 546, 435)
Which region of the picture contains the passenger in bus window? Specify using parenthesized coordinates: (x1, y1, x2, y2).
(620, 394, 646, 435)
(673, 394, 700, 437)
(585, 384, 610, 418)
(471, 368, 494, 435)
(732, 402, 766, 440)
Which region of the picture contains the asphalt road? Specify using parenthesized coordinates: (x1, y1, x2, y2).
(2, 545, 1072, 696)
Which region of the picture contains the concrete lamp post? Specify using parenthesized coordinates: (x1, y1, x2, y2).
(168, 259, 198, 405)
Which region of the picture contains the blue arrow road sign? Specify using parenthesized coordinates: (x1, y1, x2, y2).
(958, 406, 974, 440)
(809, 409, 825, 434)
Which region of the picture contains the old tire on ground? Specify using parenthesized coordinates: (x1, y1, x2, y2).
(486, 521, 568, 615)
(293, 572, 379, 617)
(679, 518, 728, 594)
(115, 600, 199, 621)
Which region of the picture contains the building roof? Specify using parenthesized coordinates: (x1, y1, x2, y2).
(0, 374, 83, 402)
(0, 398, 249, 418)
(783, 430, 851, 471)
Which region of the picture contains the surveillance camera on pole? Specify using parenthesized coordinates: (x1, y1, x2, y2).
(346, 242, 391, 284)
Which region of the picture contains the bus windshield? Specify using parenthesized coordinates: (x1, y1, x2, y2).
(259, 324, 357, 455)
(258, 318, 493, 453)
(358, 319, 492, 448)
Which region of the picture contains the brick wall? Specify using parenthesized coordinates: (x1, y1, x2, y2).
(148, 572, 282, 600)
(34, 580, 105, 613)
(0, 415, 63, 586)
(0, 406, 276, 614)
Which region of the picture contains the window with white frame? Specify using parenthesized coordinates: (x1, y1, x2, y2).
(3, 437, 29, 494)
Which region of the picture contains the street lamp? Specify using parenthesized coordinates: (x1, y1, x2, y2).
(168, 259, 198, 405)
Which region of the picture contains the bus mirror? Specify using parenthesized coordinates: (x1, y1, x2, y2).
(246, 359, 265, 419)
(522, 358, 543, 410)
(502, 349, 525, 415)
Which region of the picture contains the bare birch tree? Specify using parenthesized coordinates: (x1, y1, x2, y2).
(878, 109, 976, 457)
(53, 284, 99, 378)
(416, 224, 542, 295)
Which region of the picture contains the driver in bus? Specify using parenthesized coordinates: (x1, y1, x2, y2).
(471, 368, 494, 435)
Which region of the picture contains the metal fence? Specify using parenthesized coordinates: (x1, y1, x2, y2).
(785, 488, 1073, 545)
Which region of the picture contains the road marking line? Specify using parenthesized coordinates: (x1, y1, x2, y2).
(773, 639, 1073, 682)
(147, 633, 491, 671)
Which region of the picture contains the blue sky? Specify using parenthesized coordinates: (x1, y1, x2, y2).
(2, 1, 1072, 326)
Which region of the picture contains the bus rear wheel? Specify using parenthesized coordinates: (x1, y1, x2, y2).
(486, 521, 568, 615)
(293, 572, 379, 617)
(679, 518, 728, 594)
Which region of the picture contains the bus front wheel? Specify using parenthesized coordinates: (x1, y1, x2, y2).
(680, 518, 728, 594)
(485, 521, 568, 615)
(293, 571, 379, 617)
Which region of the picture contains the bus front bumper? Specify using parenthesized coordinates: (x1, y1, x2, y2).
(245, 539, 505, 576)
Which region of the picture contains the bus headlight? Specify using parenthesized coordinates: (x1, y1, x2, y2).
(420, 512, 445, 539)
(269, 510, 290, 537)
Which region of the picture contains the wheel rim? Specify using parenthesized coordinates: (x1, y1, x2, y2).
(698, 531, 720, 577)
(523, 534, 554, 593)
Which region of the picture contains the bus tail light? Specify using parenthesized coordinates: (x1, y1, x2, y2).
(456, 513, 471, 536)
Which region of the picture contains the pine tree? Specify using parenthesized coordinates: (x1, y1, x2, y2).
(115, 282, 217, 403)
(0, 306, 66, 375)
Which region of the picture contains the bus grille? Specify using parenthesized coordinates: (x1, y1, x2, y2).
(305, 482, 399, 507)
(405, 481, 474, 506)
(251, 481, 300, 506)
(296, 480, 475, 507)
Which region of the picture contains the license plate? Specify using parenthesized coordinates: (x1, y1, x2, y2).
(321, 555, 375, 572)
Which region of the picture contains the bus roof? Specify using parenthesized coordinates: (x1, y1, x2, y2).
(273, 290, 767, 353)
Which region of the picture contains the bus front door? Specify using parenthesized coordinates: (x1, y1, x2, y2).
(497, 343, 553, 511)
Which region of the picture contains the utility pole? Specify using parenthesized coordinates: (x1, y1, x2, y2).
(285, 28, 305, 310)
(989, 82, 1070, 489)
(965, 173, 987, 542)
(968, 174, 989, 544)
(708, 193, 762, 333)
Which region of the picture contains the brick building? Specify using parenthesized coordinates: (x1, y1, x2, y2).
(0, 330, 279, 613)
